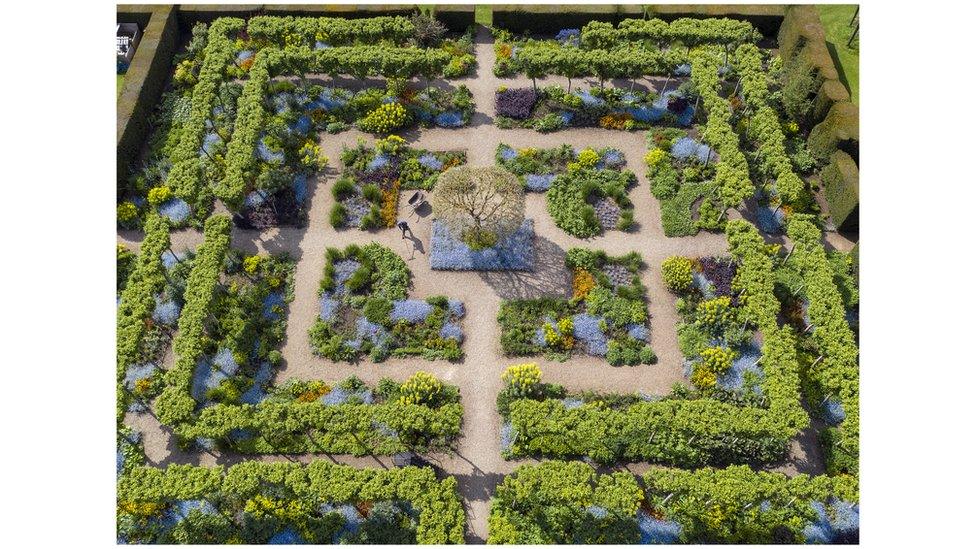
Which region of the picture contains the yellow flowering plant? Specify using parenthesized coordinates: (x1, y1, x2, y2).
(502, 363, 542, 397)
(398, 371, 443, 406)
(117, 201, 138, 223)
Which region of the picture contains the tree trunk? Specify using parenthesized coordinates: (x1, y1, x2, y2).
(566, 77, 572, 93)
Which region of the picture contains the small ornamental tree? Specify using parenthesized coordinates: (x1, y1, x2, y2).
(431, 166, 525, 250)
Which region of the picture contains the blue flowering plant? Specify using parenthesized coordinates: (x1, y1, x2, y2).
(184, 248, 296, 411)
(499, 248, 655, 365)
(645, 129, 725, 236)
(310, 243, 466, 362)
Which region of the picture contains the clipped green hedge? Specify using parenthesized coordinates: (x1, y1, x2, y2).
(644, 465, 859, 543)
(156, 215, 232, 425)
(492, 5, 783, 37)
(808, 101, 859, 164)
(733, 43, 805, 204)
(165, 18, 243, 222)
(115, 214, 170, 422)
(821, 151, 859, 232)
(487, 461, 858, 544)
(581, 17, 760, 49)
(488, 460, 644, 544)
(504, 221, 806, 466)
(691, 49, 753, 209)
(785, 216, 860, 475)
(118, 460, 465, 544)
(117, 6, 178, 192)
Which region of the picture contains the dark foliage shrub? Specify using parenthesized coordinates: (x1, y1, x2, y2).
(496, 88, 538, 120)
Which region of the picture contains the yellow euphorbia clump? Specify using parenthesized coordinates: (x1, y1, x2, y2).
(502, 363, 542, 393)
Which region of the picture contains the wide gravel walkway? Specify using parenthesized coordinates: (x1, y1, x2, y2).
(119, 27, 856, 543)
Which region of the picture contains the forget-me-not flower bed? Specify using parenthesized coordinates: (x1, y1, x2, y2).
(429, 219, 535, 271)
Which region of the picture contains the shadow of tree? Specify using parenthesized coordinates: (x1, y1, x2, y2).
(477, 236, 571, 299)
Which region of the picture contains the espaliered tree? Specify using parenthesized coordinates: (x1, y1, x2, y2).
(165, 18, 243, 221)
(691, 48, 754, 212)
(155, 215, 232, 425)
(732, 44, 805, 205)
(514, 44, 683, 87)
(116, 214, 170, 422)
(118, 461, 466, 544)
(786, 215, 860, 475)
(247, 15, 417, 46)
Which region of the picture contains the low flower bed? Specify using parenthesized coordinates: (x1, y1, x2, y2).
(663, 254, 769, 403)
(284, 79, 475, 134)
(309, 243, 465, 362)
(547, 168, 637, 237)
(496, 143, 626, 191)
(496, 143, 635, 237)
(495, 85, 697, 133)
(645, 128, 727, 237)
(498, 249, 655, 365)
(429, 219, 535, 271)
(330, 135, 465, 230)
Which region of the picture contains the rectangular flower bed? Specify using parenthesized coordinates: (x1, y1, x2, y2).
(495, 85, 698, 133)
(310, 243, 465, 362)
(330, 135, 466, 230)
(496, 143, 626, 192)
(498, 248, 654, 365)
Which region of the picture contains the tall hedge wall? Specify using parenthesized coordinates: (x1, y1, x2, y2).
(821, 151, 859, 232)
(491, 4, 784, 37)
(116, 5, 179, 193)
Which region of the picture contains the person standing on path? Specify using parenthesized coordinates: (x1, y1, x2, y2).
(397, 220, 413, 239)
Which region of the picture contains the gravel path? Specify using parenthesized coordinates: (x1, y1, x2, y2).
(118, 27, 855, 543)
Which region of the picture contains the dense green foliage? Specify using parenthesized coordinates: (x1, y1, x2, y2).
(546, 169, 637, 237)
(246, 15, 475, 77)
(582, 18, 761, 49)
(488, 461, 856, 544)
(644, 465, 859, 543)
(118, 461, 465, 544)
(495, 17, 759, 78)
(176, 375, 463, 455)
(156, 216, 233, 425)
(488, 461, 643, 544)
(309, 243, 465, 362)
(786, 216, 860, 475)
(733, 44, 805, 205)
(166, 19, 243, 223)
(116, 214, 171, 422)
(690, 48, 753, 209)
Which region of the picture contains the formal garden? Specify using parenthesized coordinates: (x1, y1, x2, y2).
(117, 6, 859, 544)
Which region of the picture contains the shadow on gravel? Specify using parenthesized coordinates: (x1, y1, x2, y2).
(478, 236, 571, 299)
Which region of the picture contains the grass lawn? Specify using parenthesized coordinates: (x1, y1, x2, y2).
(817, 4, 859, 104)
(117, 74, 124, 97)
(475, 5, 492, 26)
